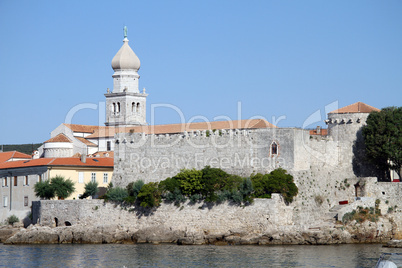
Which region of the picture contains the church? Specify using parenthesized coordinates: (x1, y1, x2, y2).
(38, 27, 277, 159)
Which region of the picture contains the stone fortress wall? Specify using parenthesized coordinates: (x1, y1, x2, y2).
(30, 175, 402, 245)
(106, 109, 402, 232)
(113, 127, 300, 185)
(112, 112, 371, 186)
(29, 110, 402, 244)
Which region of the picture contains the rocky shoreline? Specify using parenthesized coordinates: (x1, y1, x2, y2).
(3, 218, 402, 246)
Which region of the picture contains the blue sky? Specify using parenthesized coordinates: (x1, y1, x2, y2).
(1, 0, 401, 144)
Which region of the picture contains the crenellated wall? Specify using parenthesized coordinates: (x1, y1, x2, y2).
(113, 128, 304, 186)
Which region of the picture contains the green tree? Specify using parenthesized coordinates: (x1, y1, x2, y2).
(34, 180, 55, 199)
(251, 168, 298, 203)
(174, 168, 204, 196)
(126, 180, 144, 199)
(362, 107, 402, 179)
(137, 182, 161, 208)
(200, 166, 230, 202)
(50, 176, 76, 200)
(80, 181, 99, 199)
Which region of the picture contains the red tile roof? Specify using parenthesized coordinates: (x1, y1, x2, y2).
(63, 124, 102, 133)
(0, 151, 32, 163)
(44, 133, 72, 143)
(0, 157, 113, 170)
(329, 102, 380, 114)
(85, 119, 276, 138)
(75, 137, 98, 147)
(309, 129, 328, 136)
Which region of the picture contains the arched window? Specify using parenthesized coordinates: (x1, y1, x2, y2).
(112, 103, 116, 114)
(137, 103, 140, 113)
(271, 141, 278, 156)
(117, 102, 121, 113)
(132, 102, 135, 113)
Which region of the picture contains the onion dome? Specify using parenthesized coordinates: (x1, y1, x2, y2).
(111, 27, 140, 71)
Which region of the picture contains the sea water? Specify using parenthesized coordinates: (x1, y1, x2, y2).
(0, 243, 400, 267)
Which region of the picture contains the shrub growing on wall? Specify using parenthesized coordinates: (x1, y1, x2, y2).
(251, 168, 298, 203)
(109, 167, 297, 209)
(105, 187, 128, 202)
(7, 215, 19, 225)
(137, 182, 161, 208)
(126, 180, 145, 199)
(173, 168, 204, 196)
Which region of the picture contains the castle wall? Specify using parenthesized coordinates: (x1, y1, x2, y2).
(32, 194, 294, 232)
(113, 128, 300, 186)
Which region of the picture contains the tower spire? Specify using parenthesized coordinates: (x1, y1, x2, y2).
(105, 28, 147, 127)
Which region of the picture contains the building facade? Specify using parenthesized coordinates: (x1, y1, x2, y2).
(0, 157, 113, 223)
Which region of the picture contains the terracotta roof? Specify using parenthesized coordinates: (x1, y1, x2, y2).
(142, 119, 276, 134)
(309, 129, 328, 136)
(329, 102, 380, 114)
(44, 133, 72, 143)
(75, 137, 98, 147)
(86, 119, 276, 138)
(0, 151, 32, 163)
(86, 127, 122, 138)
(0, 157, 113, 170)
(63, 124, 104, 133)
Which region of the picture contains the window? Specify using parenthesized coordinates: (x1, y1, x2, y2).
(3, 196, 8, 207)
(103, 173, 108, 184)
(137, 103, 140, 113)
(78, 172, 84, 183)
(24, 176, 29, 186)
(271, 141, 278, 156)
(13, 176, 17, 186)
(132, 102, 136, 113)
(2, 177, 7, 187)
(38, 174, 42, 182)
(91, 173, 96, 183)
(107, 141, 111, 151)
(24, 196, 28, 207)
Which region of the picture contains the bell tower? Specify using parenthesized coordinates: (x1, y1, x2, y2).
(105, 27, 147, 126)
